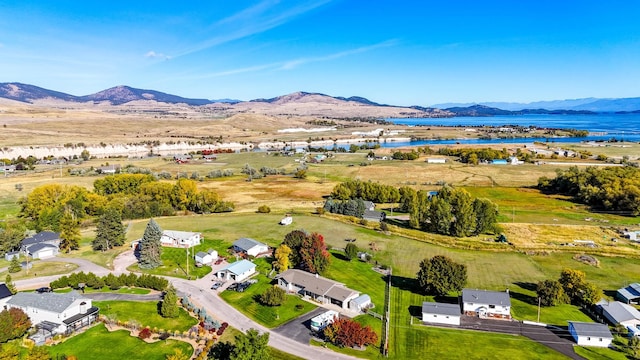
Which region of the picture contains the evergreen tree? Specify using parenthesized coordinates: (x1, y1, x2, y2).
(138, 218, 163, 269)
(5, 274, 16, 294)
(59, 210, 81, 253)
(160, 285, 179, 318)
(92, 207, 125, 251)
(8, 256, 21, 273)
(231, 329, 270, 360)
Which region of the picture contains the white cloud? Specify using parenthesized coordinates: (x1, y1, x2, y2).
(280, 40, 397, 70)
(145, 51, 171, 60)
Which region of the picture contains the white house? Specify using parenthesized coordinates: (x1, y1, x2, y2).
(195, 251, 213, 265)
(462, 289, 511, 319)
(349, 294, 373, 312)
(275, 269, 360, 309)
(568, 321, 613, 348)
(232, 238, 269, 257)
(6, 291, 99, 336)
(422, 302, 461, 326)
(160, 230, 202, 248)
(623, 231, 640, 242)
(599, 301, 640, 328)
(216, 260, 256, 282)
(21, 231, 61, 258)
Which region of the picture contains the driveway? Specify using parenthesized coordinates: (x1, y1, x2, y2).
(460, 316, 585, 360)
(274, 307, 326, 344)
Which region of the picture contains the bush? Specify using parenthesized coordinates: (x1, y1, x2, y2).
(259, 286, 286, 306)
(257, 205, 271, 213)
(138, 327, 152, 340)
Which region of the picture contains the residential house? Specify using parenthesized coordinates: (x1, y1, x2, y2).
(617, 283, 640, 304)
(98, 164, 120, 174)
(623, 230, 640, 242)
(7, 291, 99, 337)
(362, 201, 375, 211)
(349, 294, 373, 312)
(232, 238, 269, 257)
(568, 321, 613, 348)
(422, 302, 461, 326)
(462, 289, 511, 319)
(275, 269, 360, 309)
(363, 210, 386, 222)
(216, 260, 256, 282)
(21, 231, 61, 259)
(160, 230, 202, 248)
(0, 283, 12, 310)
(598, 301, 640, 328)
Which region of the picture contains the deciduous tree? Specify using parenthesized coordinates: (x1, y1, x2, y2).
(59, 210, 81, 252)
(231, 329, 270, 360)
(345, 243, 358, 261)
(260, 285, 286, 306)
(558, 268, 586, 301)
(272, 244, 291, 273)
(299, 232, 330, 275)
(0, 308, 31, 342)
(536, 280, 568, 306)
(417, 255, 467, 296)
(323, 317, 378, 348)
(5, 274, 16, 294)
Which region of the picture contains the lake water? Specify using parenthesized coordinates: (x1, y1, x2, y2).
(378, 113, 640, 148)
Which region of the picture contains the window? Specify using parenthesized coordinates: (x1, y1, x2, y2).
(587, 337, 591, 341)
(489, 305, 496, 309)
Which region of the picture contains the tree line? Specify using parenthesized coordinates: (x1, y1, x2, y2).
(330, 180, 499, 237)
(50, 271, 169, 291)
(538, 166, 640, 215)
(436, 147, 510, 165)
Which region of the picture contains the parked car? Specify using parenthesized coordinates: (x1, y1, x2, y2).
(211, 282, 223, 290)
(36, 287, 51, 293)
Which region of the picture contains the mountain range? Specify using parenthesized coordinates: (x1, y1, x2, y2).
(1, 82, 640, 115)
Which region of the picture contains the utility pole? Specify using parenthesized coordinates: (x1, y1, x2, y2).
(186, 246, 189, 278)
(537, 297, 541, 323)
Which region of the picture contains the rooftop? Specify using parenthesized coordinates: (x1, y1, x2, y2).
(7, 291, 87, 314)
(422, 302, 461, 317)
(219, 259, 256, 275)
(618, 283, 640, 300)
(276, 269, 359, 302)
(162, 230, 200, 239)
(462, 289, 511, 306)
(21, 231, 60, 247)
(233, 237, 266, 251)
(600, 301, 640, 324)
(0, 283, 12, 299)
(569, 321, 613, 339)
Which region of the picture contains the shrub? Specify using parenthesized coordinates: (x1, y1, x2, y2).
(257, 205, 271, 213)
(259, 286, 286, 306)
(138, 327, 152, 340)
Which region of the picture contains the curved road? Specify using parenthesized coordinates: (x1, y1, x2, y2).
(14, 252, 358, 360)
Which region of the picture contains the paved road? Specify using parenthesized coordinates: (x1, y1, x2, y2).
(274, 307, 326, 344)
(460, 316, 585, 360)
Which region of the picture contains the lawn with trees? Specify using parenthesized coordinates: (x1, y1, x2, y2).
(94, 300, 197, 331)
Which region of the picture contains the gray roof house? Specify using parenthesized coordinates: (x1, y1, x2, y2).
(21, 231, 61, 251)
(462, 289, 511, 319)
(7, 291, 99, 338)
(599, 301, 640, 328)
(617, 283, 640, 304)
(363, 210, 386, 222)
(362, 201, 375, 211)
(422, 302, 461, 326)
(568, 321, 613, 347)
(0, 283, 12, 309)
(26, 243, 59, 259)
(4, 251, 20, 262)
(232, 238, 269, 257)
(276, 269, 360, 309)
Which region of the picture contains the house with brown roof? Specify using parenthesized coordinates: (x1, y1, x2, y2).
(275, 269, 361, 309)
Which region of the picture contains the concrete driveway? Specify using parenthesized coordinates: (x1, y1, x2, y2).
(274, 307, 326, 344)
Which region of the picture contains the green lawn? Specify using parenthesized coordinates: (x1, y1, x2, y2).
(219, 273, 317, 328)
(0, 261, 79, 280)
(388, 285, 569, 360)
(574, 346, 630, 360)
(128, 245, 212, 279)
(93, 300, 198, 332)
(49, 323, 193, 360)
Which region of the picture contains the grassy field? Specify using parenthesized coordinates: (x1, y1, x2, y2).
(574, 346, 630, 360)
(49, 323, 193, 360)
(93, 300, 198, 332)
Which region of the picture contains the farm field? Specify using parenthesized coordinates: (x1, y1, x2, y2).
(48, 323, 194, 360)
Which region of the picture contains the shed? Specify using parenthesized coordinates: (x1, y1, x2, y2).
(4, 251, 20, 262)
(349, 294, 373, 312)
(599, 301, 640, 328)
(422, 302, 461, 326)
(568, 321, 613, 347)
(195, 252, 213, 265)
(232, 238, 269, 257)
(617, 283, 640, 304)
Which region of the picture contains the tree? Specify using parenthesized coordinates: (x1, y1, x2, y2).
(160, 285, 179, 318)
(345, 243, 358, 261)
(417, 255, 467, 296)
(293, 169, 307, 179)
(323, 317, 378, 348)
(427, 196, 453, 235)
(282, 230, 307, 267)
(0, 343, 20, 360)
(473, 198, 499, 235)
(629, 336, 640, 359)
(138, 218, 163, 269)
(59, 210, 81, 252)
(536, 280, 568, 306)
(558, 268, 586, 302)
(299, 232, 331, 275)
(209, 341, 234, 360)
(92, 207, 125, 251)
(0, 308, 31, 342)
(579, 282, 602, 306)
(448, 188, 476, 237)
(272, 244, 291, 273)
(260, 285, 286, 306)
(25, 346, 51, 360)
(80, 149, 90, 161)
(5, 274, 16, 294)
(8, 256, 21, 273)
(231, 328, 270, 360)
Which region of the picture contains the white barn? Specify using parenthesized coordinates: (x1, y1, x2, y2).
(422, 302, 461, 326)
(232, 238, 269, 257)
(568, 321, 613, 348)
(160, 230, 202, 248)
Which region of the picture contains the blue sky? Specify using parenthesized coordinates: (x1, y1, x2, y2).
(1, 1, 639, 105)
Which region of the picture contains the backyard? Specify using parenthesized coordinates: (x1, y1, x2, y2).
(93, 300, 199, 332)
